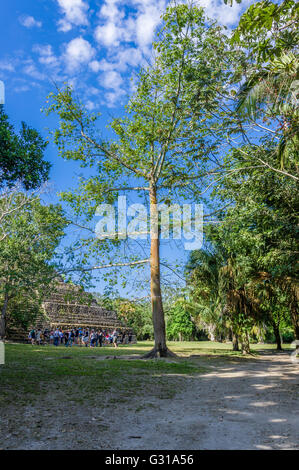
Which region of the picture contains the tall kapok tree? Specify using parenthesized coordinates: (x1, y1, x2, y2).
(45, 3, 243, 357)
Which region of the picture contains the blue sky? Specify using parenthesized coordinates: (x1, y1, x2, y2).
(0, 0, 254, 298)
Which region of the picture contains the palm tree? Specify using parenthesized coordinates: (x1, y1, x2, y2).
(236, 52, 299, 170)
(186, 248, 227, 343)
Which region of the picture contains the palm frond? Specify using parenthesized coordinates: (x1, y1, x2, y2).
(236, 70, 269, 117)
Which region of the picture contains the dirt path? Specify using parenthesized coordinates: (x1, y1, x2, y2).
(2, 351, 298, 449)
(108, 351, 299, 450)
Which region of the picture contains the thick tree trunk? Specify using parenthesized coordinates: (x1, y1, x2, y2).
(142, 184, 176, 359)
(0, 292, 9, 340)
(241, 332, 250, 354)
(273, 322, 282, 351)
(290, 302, 299, 341)
(232, 332, 239, 351)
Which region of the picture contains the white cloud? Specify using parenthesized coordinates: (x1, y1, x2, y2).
(99, 0, 124, 22)
(98, 69, 126, 107)
(91, 0, 166, 106)
(19, 15, 42, 28)
(0, 60, 15, 72)
(57, 19, 73, 33)
(135, 12, 158, 48)
(33, 45, 59, 67)
(88, 86, 100, 95)
(64, 37, 95, 70)
(95, 59, 115, 72)
(11, 0, 254, 108)
(195, 0, 254, 27)
(115, 47, 144, 71)
(14, 85, 31, 93)
(85, 100, 96, 110)
(23, 63, 46, 81)
(57, 0, 89, 31)
(95, 22, 120, 47)
(101, 70, 123, 90)
(89, 60, 102, 72)
(94, 1, 167, 53)
(135, 2, 165, 49)
(105, 89, 126, 107)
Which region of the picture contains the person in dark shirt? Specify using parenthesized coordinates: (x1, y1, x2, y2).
(98, 330, 104, 347)
(64, 331, 69, 346)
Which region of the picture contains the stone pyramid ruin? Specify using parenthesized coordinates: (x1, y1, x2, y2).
(7, 279, 134, 341)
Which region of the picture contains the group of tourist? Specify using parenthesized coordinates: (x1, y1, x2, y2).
(28, 328, 133, 348)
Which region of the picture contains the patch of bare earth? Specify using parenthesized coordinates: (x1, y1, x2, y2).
(1, 351, 298, 449)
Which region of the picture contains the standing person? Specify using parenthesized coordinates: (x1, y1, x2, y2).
(59, 329, 64, 345)
(40, 330, 45, 345)
(49, 330, 54, 345)
(98, 330, 103, 348)
(108, 331, 113, 345)
(36, 329, 42, 346)
(128, 331, 132, 343)
(75, 329, 79, 345)
(112, 329, 118, 348)
(83, 330, 89, 347)
(90, 330, 96, 348)
(28, 329, 36, 345)
(63, 330, 68, 346)
(44, 329, 49, 344)
(104, 330, 109, 345)
(78, 328, 83, 346)
(67, 330, 74, 347)
(53, 329, 60, 347)
(121, 331, 126, 344)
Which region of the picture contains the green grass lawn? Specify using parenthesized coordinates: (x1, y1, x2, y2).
(0, 341, 200, 409)
(0, 340, 292, 409)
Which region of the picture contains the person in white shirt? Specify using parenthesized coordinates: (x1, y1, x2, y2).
(112, 329, 118, 348)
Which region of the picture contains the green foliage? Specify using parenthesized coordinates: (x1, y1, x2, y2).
(114, 299, 154, 340)
(43, 2, 244, 350)
(37, 1, 298, 349)
(232, 0, 299, 61)
(166, 297, 196, 341)
(0, 106, 51, 190)
(186, 141, 298, 349)
(231, 0, 299, 171)
(44, 4, 239, 206)
(0, 191, 67, 334)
